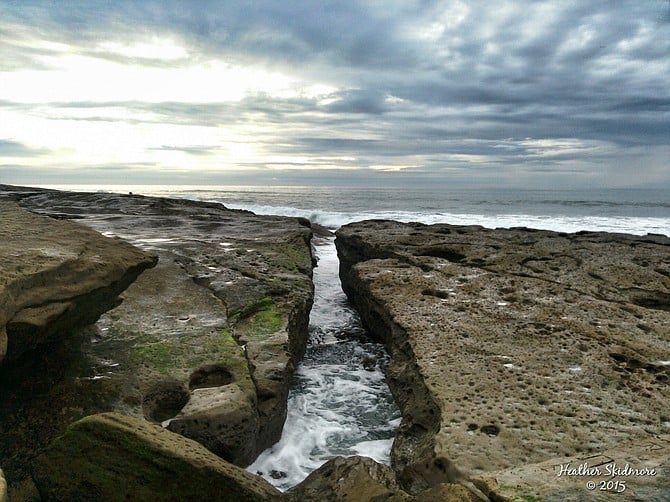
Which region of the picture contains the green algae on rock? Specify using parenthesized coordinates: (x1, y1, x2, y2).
(0, 185, 314, 492)
(32, 412, 284, 502)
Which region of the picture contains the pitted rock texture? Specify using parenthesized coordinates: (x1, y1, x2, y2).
(0, 185, 313, 491)
(473, 433, 669, 501)
(336, 219, 670, 495)
(0, 200, 157, 364)
(32, 412, 284, 502)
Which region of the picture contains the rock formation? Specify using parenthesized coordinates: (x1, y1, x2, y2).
(4, 186, 669, 500)
(0, 468, 6, 502)
(285, 455, 482, 501)
(474, 433, 670, 500)
(336, 219, 670, 499)
(0, 200, 157, 364)
(0, 186, 314, 496)
(287, 455, 412, 501)
(32, 412, 284, 501)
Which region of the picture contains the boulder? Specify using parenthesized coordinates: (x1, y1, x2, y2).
(32, 412, 284, 501)
(287, 456, 484, 501)
(336, 220, 670, 496)
(0, 200, 157, 364)
(286, 456, 411, 501)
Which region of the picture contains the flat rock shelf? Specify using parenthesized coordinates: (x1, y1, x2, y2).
(336, 219, 670, 500)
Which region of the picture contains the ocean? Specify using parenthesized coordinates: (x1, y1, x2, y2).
(40, 183, 670, 489)
(40, 184, 670, 236)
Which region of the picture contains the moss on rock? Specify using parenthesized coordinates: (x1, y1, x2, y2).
(32, 412, 284, 501)
(234, 296, 283, 339)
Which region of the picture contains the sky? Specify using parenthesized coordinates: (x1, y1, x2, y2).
(1, 0, 669, 189)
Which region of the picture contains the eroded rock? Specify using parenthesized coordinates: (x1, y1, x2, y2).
(287, 455, 412, 502)
(0, 186, 313, 490)
(32, 412, 284, 501)
(0, 200, 157, 364)
(336, 220, 670, 496)
(474, 434, 670, 500)
(167, 383, 260, 465)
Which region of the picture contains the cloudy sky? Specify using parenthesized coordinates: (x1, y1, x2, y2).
(1, 0, 669, 188)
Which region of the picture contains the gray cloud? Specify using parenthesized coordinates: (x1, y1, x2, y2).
(0, 139, 50, 157)
(1, 1, 669, 187)
(149, 145, 221, 156)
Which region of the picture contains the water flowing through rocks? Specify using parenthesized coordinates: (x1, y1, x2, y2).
(247, 237, 401, 490)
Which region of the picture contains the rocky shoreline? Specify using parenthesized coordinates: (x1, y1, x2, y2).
(0, 185, 315, 499)
(336, 219, 670, 500)
(1, 186, 669, 500)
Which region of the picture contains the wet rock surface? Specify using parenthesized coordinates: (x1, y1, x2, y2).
(336, 219, 670, 499)
(0, 185, 314, 495)
(32, 412, 284, 501)
(0, 200, 157, 364)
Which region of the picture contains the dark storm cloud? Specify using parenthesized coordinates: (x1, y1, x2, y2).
(1, 0, 669, 187)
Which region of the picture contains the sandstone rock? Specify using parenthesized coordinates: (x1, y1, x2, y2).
(0, 200, 157, 364)
(474, 434, 670, 501)
(286, 456, 411, 501)
(32, 412, 284, 501)
(414, 483, 481, 502)
(0, 185, 313, 490)
(336, 220, 670, 496)
(167, 383, 260, 465)
(0, 467, 6, 502)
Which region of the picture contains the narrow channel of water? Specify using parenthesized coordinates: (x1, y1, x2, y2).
(247, 237, 401, 490)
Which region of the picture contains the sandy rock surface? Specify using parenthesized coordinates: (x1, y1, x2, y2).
(474, 433, 670, 501)
(336, 219, 669, 498)
(287, 455, 412, 502)
(286, 455, 483, 502)
(0, 186, 314, 495)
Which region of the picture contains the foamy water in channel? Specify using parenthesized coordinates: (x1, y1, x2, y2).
(246, 238, 400, 490)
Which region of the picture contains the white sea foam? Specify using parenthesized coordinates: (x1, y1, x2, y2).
(215, 202, 669, 236)
(246, 240, 400, 491)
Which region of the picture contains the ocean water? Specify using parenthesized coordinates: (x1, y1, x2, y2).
(42, 184, 670, 236)
(42, 184, 670, 489)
